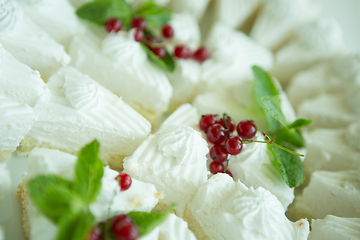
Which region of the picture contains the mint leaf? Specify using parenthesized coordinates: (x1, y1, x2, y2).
(76, 0, 132, 28)
(259, 95, 287, 128)
(27, 175, 81, 224)
(73, 140, 104, 205)
(57, 211, 95, 240)
(288, 119, 312, 129)
(128, 205, 174, 236)
(134, 1, 171, 32)
(275, 128, 305, 148)
(268, 144, 305, 188)
(140, 43, 175, 72)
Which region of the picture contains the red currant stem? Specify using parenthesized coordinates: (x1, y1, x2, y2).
(104, 187, 117, 240)
(142, 38, 180, 48)
(222, 113, 230, 138)
(242, 139, 304, 157)
(224, 155, 230, 172)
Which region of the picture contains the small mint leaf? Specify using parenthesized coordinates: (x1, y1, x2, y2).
(259, 95, 287, 128)
(275, 128, 305, 148)
(57, 211, 95, 240)
(76, 0, 132, 27)
(140, 43, 175, 72)
(128, 204, 175, 236)
(134, 1, 171, 32)
(26, 175, 80, 224)
(287, 119, 312, 129)
(268, 144, 305, 188)
(73, 140, 104, 205)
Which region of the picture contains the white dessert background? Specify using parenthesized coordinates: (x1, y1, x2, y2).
(1, 0, 360, 240)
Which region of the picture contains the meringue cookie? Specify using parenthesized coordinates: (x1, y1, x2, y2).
(273, 18, 344, 85)
(18, 66, 151, 169)
(200, 22, 274, 89)
(294, 169, 360, 220)
(187, 174, 309, 240)
(123, 124, 209, 216)
(168, 0, 210, 20)
(14, 0, 83, 49)
(0, 0, 70, 80)
(159, 103, 199, 131)
(21, 147, 160, 240)
(309, 215, 360, 240)
(0, 95, 36, 161)
(0, 45, 45, 107)
(250, 0, 319, 50)
(69, 29, 173, 125)
(287, 54, 360, 108)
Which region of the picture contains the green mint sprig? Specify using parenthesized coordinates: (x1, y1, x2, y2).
(27, 140, 173, 239)
(252, 66, 311, 188)
(76, 0, 175, 72)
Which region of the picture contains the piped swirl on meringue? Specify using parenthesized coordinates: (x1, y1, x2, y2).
(158, 125, 208, 165)
(0, 0, 22, 34)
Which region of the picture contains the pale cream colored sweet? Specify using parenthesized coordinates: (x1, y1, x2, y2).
(69, 29, 173, 125)
(294, 169, 360, 220)
(168, 0, 210, 20)
(18, 66, 151, 169)
(309, 215, 360, 240)
(0, 0, 70, 80)
(187, 174, 309, 240)
(0, 163, 12, 222)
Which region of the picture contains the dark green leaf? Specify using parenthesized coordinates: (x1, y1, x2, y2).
(73, 140, 104, 205)
(259, 95, 287, 128)
(57, 211, 95, 240)
(128, 204, 174, 236)
(140, 43, 175, 72)
(274, 128, 305, 148)
(287, 119, 312, 129)
(134, 1, 171, 32)
(27, 175, 81, 224)
(268, 144, 305, 188)
(76, 0, 132, 27)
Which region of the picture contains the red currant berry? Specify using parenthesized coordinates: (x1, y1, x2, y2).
(112, 215, 139, 240)
(217, 117, 235, 133)
(152, 47, 166, 59)
(162, 24, 174, 38)
(146, 35, 159, 43)
(225, 169, 233, 178)
(210, 145, 228, 163)
(210, 161, 224, 174)
(193, 47, 210, 62)
(207, 124, 227, 144)
(115, 173, 132, 191)
(237, 120, 257, 139)
(199, 114, 217, 131)
(131, 16, 146, 30)
(224, 136, 243, 155)
(133, 28, 143, 42)
(105, 18, 122, 33)
(86, 226, 102, 240)
(174, 45, 192, 59)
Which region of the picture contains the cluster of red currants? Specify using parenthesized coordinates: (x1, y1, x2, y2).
(199, 114, 258, 176)
(105, 17, 210, 62)
(87, 173, 138, 240)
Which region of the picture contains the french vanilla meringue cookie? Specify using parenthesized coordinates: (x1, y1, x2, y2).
(0, 95, 36, 161)
(14, 0, 83, 49)
(297, 92, 360, 129)
(168, 0, 210, 20)
(250, 0, 319, 51)
(187, 174, 309, 240)
(294, 169, 360, 220)
(272, 18, 344, 85)
(210, 0, 261, 29)
(0, 0, 70, 80)
(17, 66, 151, 169)
(200, 22, 274, 89)
(0, 45, 45, 107)
(227, 132, 295, 209)
(287, 54, 360, 108)
(69, 29, 173, 125)
(308, 215, 360, 240)
(20, 147, 160, 240)
(302, 127, 360, 175)
(0, 163, 12, 221)
(123, 124, 209, 216)
(139, 213, 196, 240)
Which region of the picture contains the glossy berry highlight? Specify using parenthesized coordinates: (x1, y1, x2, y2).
(224, 136, 243, 155)
(152, 47, 166, 59)
(210, 161, 224, 174)
(174, 45, 192, 59)
(131, 16, 146, 30)
(105, 18, 122, 33)
(134, 28, 143, 42)
(207, 124, 227, 144)
(193, 47, 210, 62)
(162, 24, 174, 38)
(199, 114, 217, 131)
(237, 120, 257, 139)
(115, 173, 132, 191)
(112, 215, 139, 240)
(210, 145, 228, 163)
